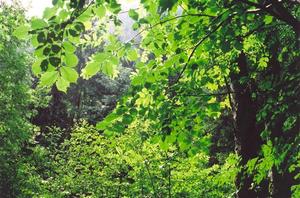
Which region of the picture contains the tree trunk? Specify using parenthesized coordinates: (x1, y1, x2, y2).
(230, 52, 263, 197)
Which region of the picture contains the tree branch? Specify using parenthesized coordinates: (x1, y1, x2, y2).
(172, 15, 232, 85)
(240, 0, 300, 36)
(122, 13, 215, 45)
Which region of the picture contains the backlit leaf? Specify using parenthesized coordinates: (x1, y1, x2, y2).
(60, 66, 78, 83)
(40, 71, 59, 86)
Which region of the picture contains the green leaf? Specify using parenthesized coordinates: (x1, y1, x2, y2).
(69, 29, 79, 37)
(264, 15, 273, 25)
(122, 114, 133, 125)
(95, 5, 106, 18)
(131, 75, 144, 86)
(247, 157, 258, 173)
(132, 22, 140, 30)
(81, 61, 100, 79)
(77, 7, 92, 22)
(108, 1, 121, 14)
(139, 18, 148, 24)
(37, 32, 47, 43)
(31, 18, 48, 29)
(43, 7, 57, 19)
(40, 59, 49, 71)
(64, 53, 78, 67)
(51, 45, 61, 53)
(127, 49, 138, 61)
(96, 121, 109, 130)
(258, 56, 269, 69)
(128, 9, 139, 20)
(32, 59, 42, 76)
(165, 131, 177, 144)
(40, 71, 59, 86)
(56, 76, 70, 92)
(101, 63, 115, 77)
(13, 25, 30, 40)
(63, 41, 76, 53)
(57, 9, 69, 22)
(60, 66, 78, 83)
(159, 140, 169, 151)
(159, 0, 177, 12)
(93, 52, 108, 62)
(49, 56, 61, 67)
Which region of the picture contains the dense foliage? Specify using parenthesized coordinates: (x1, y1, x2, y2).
(0, 0, 299, 197)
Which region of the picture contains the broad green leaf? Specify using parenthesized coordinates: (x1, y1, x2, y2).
(56, 76, 70, 92)
(77, 7, 92, 22)
(31, 35, 39, 47)
(60, 66, 78, 83)
(159, 0, 177, 12)
(108, 1, 121, 14)
(165, 131, 177, 144)
(13, 25, 30, 40)
(40, 71, 59, 86)
(258, 56, 269, 69)
(32, 59, 42, 76)
(110, 56, 119, 65)
(247, 158, 258, 173)
(40, 59, 49, 71)
(37, 32, 47, 43)
(132, 22, 140, 30)
(178, 135, 190, 151)
(96, 121, 109, 130)
(93, 52, 108, 62)
(102, 59, 119, 78)
(31, 18, 48, 29)
(159, 140, 169, 151)
(131, 75, 144, 86)
(101, 63, 115, 77)
(128, 9, 139, 20)
(127, 49, 138, 61)
(81, 61, 100, 79)
(51, 45, 61, 53)
(94, 5, 106, 18)
(122, 114, 133, 125)
(43, 7, 57, 19)
(104, 113, 119, 122)
(49, 56, 61, 67)
(64, 53, 78, 67)
(63, 41, 76, 53)
(264, 15, 273, 25)
(57, 9, 69, 22)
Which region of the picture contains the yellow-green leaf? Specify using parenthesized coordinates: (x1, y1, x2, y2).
(63, 41, 76, 53)
(127, 49, 138, 61)
(81, 61, 100, 79)
(40, 71, 59, 86)
(64, 53, 78, 67)
(60, 66, 78, 83)
(13, 25, 30, 40)
(95, 5, 106, 18)
(56, 76, 70, 92)
(31, 18, 48, 29)
(32, 59, 42, 76)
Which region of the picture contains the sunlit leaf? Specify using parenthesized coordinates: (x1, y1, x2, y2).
(40, 71, 59, 86)
(60, 66, 78, 83)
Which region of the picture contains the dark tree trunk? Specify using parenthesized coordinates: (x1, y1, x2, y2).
(230, 52, 264, 198)
(266, 43, 300, 198)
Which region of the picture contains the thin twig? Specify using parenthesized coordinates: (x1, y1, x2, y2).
(120, 13, 215, 48)
(172, 15, 232, 85)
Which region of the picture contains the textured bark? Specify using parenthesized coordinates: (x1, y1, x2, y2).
(230, 52, 263, 198)
(267, 44, 300, 198)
